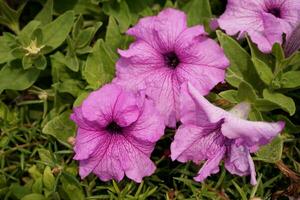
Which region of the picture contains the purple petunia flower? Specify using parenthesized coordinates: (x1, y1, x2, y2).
(113, 8, 229, 128)
(70, 84, 165, 182)
(218, 0, 300, 53)
(171, 83, 285, 185)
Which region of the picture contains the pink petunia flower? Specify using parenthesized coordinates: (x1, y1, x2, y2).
(113, 8, 229, 128)
(218, 0, 300, 53)
(70, 84, 165, 182)
(171, 83, 285, 185)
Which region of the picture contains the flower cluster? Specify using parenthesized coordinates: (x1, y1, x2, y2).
(71, 8, 285, 184)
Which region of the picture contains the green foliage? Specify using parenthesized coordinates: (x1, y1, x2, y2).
(0, 0, 299, 199)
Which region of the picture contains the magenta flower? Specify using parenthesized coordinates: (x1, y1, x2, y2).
(70, 84, 165, 182)
(113, 8, 229, 127)
(218, 0, 300, 53)
(171, 83, 285, 185)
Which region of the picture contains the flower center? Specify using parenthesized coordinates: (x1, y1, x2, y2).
(267, 7, 281, 18)
(164, 52, 180, 68)
(105, 121, 123, 134)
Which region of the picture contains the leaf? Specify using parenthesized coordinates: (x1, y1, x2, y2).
(0, 63, 40, 93)
(34, 0, 53, 25)
(42, 111, 76, 147)
(181, 0, 212, 26)
(42, 11, 74, 51)
(28, 165, 42, 180)
(50, 50, 78, 72)
(246, 36, 275, 67)
(43, 166, 55, 191)
(83, 39, 117, 89)
(255, 136, 283, 163)
(54, 79, 84, 97)
(75, 22, 102, 49)
(254, 99, 281, 112)
(280, 71, 300, 88)
(216, 31, 259, 88)
(263, 89, 295, 115)
(0, 1, 26, 33)
(21, 193, 46, 200)
(218, 90, 238, 103)
(272, 43, 284, 62)
(18, 20, 41, 45)
(73, 91, 89, 107)
(0, 35, 15, 64)
(237, 81, 257, 102)
(105, 16, 124, 51)
(60, 174, 85, 200)
(103, 0, 134, 32)
(251, 57, 274, 85)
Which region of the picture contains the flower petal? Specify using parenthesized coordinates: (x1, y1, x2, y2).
(81, 84, 122, 127)
(183, 82, 227, 124)
(221, 117, 285, 147)
(218, 0, 263, 37)
(127, 8, 187, 51)
(127, 98, 165, 143)
(194, 147, 226, 182)
(225, 143, 257, 185)
(118, 135, 157, 182)
(171, 123, 225, 164)
(73, 128, 108, 160)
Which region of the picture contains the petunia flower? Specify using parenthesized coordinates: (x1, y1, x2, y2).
(70, 84, 165, 182)
(218, 0, 300, 53)
(171, 83, 285, 185)
(113, 8, 229, 128)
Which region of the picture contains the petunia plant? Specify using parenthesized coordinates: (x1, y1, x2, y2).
(1, 0, 300, 199)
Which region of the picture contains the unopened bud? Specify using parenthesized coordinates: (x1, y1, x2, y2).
(67, 136, 76, 146)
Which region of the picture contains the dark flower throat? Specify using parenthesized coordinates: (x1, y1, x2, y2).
(164, 52, 180, 68)
(267, 7, 281, 18)
(106, 121, 123, 134)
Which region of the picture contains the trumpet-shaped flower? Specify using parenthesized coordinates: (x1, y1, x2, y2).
(171, 83, 285, 185)
(218, 0, 300, 53)
(113, 8, 229, 127)
(71, 84, 165, 182)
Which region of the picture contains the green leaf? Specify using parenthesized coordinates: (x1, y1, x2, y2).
(218, 90, 238, 103)
(51, 51, 78, 72)
(34, 0, 53, 25)
(0, 1, 26, 33)
(61, 174, 85, 200)
(263, 89, 295, 115)
(255, 136, 283, 163)
(103, 0, 134, 32)
(105, 16, 124, 51)
(0, 63, 40, 93)
(280, 71, 300, 88)
(43, 166, 55, 191)
(0, 35, 15, 64)
(272, 43, 284, 62)
(18, 20, 41, 45)
(21, 193, 46, 200)
(73, 91, 89, 107)
(216, 31, 259, 88)
(42, 11, 74, 51)
(28, 165, 42, 180)
(251, 57, 274, 85)
(254, 99, 281, 112)
(32, 177, 43, 194)
(181, 0, 212, 26)
(75, 22, 102, 49)
(54, 79, 84, 97)
(83, 39, 117, 89)
(237, 81, 257, 102)
(246, 36, 275, 67)
(42, 111, 76, 147)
